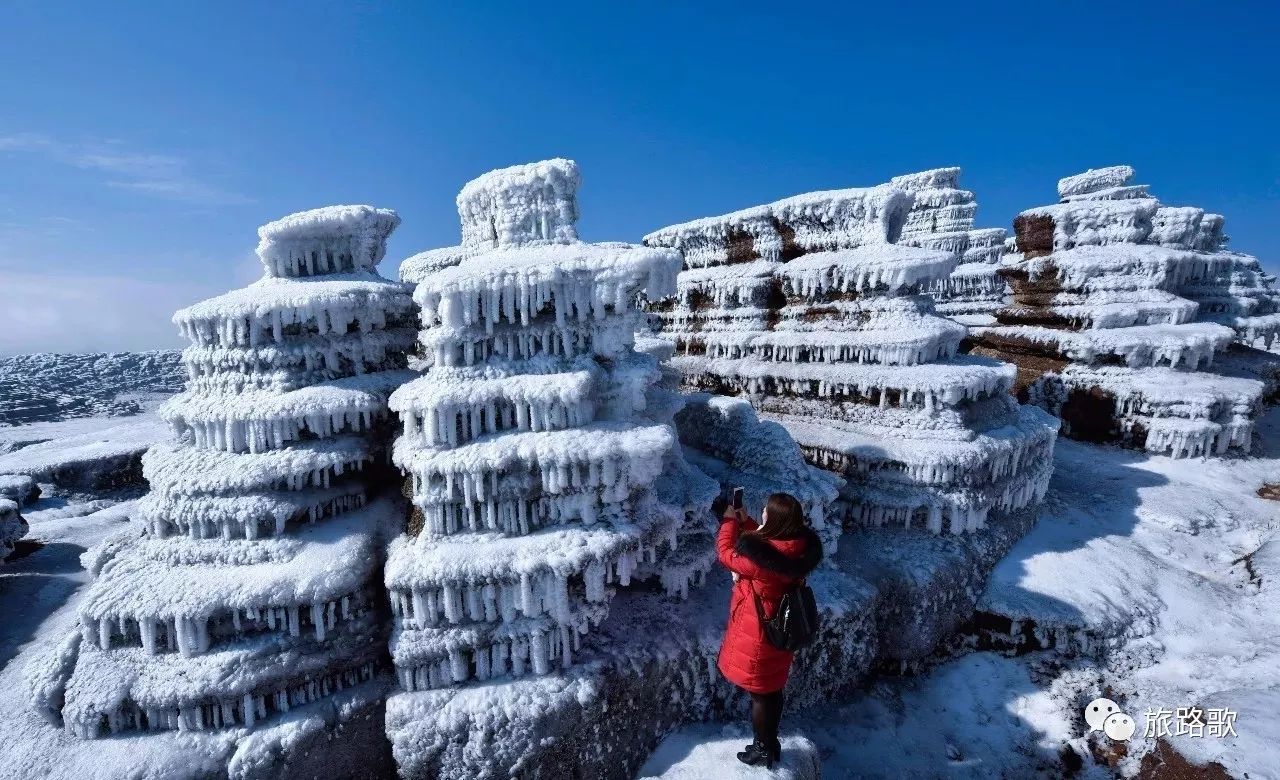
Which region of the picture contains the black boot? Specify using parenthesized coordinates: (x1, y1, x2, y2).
(736, 739, 780, 769)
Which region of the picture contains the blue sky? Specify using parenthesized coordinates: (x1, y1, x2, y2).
(2, 1, 1276, 354)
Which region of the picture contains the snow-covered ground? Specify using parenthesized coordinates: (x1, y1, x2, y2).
(0, 350, 182, 426)
(1, 403, 1277, 777)
(638, 724, 821, 779)
(651, 408, 1280, 779)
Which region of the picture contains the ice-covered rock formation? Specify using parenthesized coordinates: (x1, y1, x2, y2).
(31, 206, 415, 742)
(972, 166, 1267, 457)
(385, 159, 716, 694)
(644, 186, 1057, 535)
(890, 168, 1009, 326)
(1, 498, 27, 561)
(673, 393, 843, 551)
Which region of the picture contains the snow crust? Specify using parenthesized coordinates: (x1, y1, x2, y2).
(399, 246, 475, 284)
(975, 417, 1280, 778)
(638, 725, 821, 779)
(0, 350, 183, 426)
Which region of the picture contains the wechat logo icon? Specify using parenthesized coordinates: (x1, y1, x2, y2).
(1084, 698, 1135, 741)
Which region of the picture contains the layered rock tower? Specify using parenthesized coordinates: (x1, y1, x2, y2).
(384, 159, 713, 692)
(972, 166, 1268, 457)
(890, 168, 1009, 326)
(645, 186, 1057, 535)
(37, 206, 415, 738)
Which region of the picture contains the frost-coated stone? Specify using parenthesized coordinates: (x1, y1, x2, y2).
(0, 473, 39, 508)
(973, 166, 1274, 457)
(1, 498, 28, 562)
(32, 204, 413, 753)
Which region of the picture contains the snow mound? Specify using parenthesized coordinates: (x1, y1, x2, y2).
(1, 498, 27, 561)
(0, 473, 39, 507)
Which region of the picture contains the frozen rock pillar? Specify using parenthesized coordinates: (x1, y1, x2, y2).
(384, 159, 708, 690)
(44, 205, 415, 739)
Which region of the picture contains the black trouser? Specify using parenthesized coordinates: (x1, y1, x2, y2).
(750, 690, 784, 747)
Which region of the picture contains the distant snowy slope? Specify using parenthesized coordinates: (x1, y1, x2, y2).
(0, 351, 183, 426)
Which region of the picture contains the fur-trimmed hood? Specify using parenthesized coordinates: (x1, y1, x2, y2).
(733, 527, 823, 578)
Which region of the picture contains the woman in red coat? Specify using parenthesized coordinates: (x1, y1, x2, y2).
(714, 491, 822, 769)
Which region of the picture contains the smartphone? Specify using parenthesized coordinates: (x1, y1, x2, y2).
(731, 487, 744, 510)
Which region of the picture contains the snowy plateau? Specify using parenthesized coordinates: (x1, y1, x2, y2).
(0, 160, 1278, 780)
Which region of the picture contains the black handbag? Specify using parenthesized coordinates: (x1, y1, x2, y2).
(750, 579, 820, 651)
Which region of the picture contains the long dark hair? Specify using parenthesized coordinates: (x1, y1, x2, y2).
(752, 492, 807, 541)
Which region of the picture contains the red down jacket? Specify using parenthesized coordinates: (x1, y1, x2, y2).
(716, 511, 823, 694)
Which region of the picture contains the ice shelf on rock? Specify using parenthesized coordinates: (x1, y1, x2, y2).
(1056, 165, 1136, 199)
(888, 168, 1009, 325)
(972, 165, 1272, 456)
(646, 182, 1057, 535)
(399, 246, 476, 285)
(385, 159, 715, 698)
(36, 205, 412, 740)
(642, 185, 912, 269)
(256, 205, 399, 279)
(1027, 365, 1263, 457)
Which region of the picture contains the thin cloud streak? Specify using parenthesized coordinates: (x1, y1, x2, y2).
(0, 132, 252, 206)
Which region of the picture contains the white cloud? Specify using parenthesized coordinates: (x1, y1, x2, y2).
(0, 133, 251, 206)
(0, 270, 220, 355)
